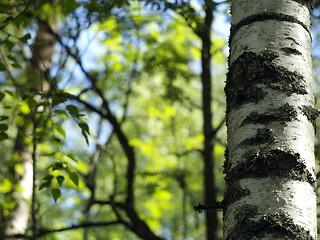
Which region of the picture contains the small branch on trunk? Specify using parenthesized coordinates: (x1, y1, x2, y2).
(194, 201, 224, 213)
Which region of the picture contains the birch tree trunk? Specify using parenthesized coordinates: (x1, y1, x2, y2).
(224, 0, 317, 239)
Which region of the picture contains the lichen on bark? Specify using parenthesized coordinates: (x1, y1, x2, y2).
(226, 51, 307, 117)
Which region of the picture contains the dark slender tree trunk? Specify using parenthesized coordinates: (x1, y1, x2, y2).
(200, 2, 218, 240)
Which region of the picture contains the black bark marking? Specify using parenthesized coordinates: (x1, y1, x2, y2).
(223, 147, 230, 175)
(240, 128, 275, 146)
(226, 209, 315, 240)
(294, 0, 314, 11)
(281, 47, 302, 55)
(223, 181, 250, 209)
(225, 148, 316, 191)
(230, 12, 310, 43)
(299, 105, 320, 127)
(226, 51, 307, 118)
(285, 36, 300, 46)
(241, 103, 298, 126)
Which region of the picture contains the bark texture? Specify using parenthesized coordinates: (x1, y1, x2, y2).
(224, 0, 317, 239)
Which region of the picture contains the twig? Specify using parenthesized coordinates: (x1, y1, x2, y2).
(193, 201, 224, 213)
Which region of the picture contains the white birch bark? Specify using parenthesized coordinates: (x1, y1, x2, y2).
(224, 0, 317, 239)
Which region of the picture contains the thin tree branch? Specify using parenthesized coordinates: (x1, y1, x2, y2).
(48, 23, 163, 240)
(37, 221, 123, 238)
(0, 0, 32, 31)
(211, 117, 225, 139)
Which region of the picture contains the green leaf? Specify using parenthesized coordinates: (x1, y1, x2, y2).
(5, 39, 15, 52)
(12, 63, 22, 69)
(82, 131, 89, 145)
(56, 125, 66, 139)
(0, 132, 8, 141)
(69, 172, 79, 187)
(51, 188, 61, 202)
(0, 63, 5, 72)
(66, 153, 78, 162)
(4, 90, 13, 97)
(62, 0, 77, 14)
(52, 94, 66, 106)
(54, 110, 68, 118)
(0, 115, 8, 121)
(78, 122, 90, 134)
(0, 92, 5, 102)
(0, 124, 8, 131)
(66, 105, 79, 118)
(39, 181, 51, 190)
(43, 174, 54, 182)
(27, 97, 37, 108)
(78, 122, 90, 144)
(20, 33, 31, 43)
(52, 162, 65, 171)
(56, 176, 65, 186)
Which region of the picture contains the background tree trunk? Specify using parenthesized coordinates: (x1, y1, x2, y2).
(0, 16, 57, 239)
(224, 0, 317, 239)
(200, 2, 219, 240)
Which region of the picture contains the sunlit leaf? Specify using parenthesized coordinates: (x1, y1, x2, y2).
(19, 101, 30, 115)
(15, 163, 24, 175)
(69, 172, 79, 187)
(54, 109, 68, 119)
(56, 125, 66, 139)
(0, 179, 12, 193)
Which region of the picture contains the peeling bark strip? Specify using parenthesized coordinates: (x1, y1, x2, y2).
(224, 0, 317, 239)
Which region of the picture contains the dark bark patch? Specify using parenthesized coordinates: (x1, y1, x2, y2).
(226, 148, 316, 191)
(230, 12, 310, 42)
(299, 105, 320, 127)
(234, 203, 258, 223)
(226, 209, 315, 240)
(223, 147, 231, 175)
(226, 51, 307, 118)
(285, 37, 300, 45)
(240, 128, 275, 146)
(241, 103, 298, 126)
(281, 47, 302, 55)
(223, 180, 250, 210)
(294, 0, 314, 11)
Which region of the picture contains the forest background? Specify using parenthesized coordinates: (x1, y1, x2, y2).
(0, 0, 320, 239)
